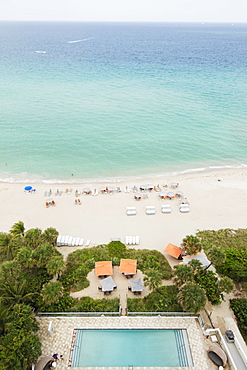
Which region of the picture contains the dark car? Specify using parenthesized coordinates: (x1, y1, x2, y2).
(225, 330, 235, 343)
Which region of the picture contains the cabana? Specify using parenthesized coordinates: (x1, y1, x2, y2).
(182, 253, 210, 269)
(99, 276, 117, 292)
(129, 278, 145, 295)
(95, 261, 113, 277)
(164, 243, 183, 260)
(119, 259, 137, 277)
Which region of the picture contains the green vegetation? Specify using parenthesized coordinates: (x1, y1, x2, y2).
(60, 242, 172, 292)
(71, 297, 119, 312)
(128, 286, 182, 312)
(197, 228, 247, 283)
(230, 299, 247, 342)
(181, 235, 202, 255)
(178, 283, 206, 313)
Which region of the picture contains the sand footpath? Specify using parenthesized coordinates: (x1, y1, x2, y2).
(0, 168, 247, 255)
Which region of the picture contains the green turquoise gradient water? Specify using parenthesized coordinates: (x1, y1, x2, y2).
(0, 22, 247, 183)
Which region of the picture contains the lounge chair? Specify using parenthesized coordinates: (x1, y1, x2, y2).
(71, 238, 77, 247)
(85, 239, 91, 247)
(126, 207, 136, 216)
(68, 236, 73, 246)
(135, 236, 140, 244)
(60, 235, 65, 245)
(132, 236, 136, 244)
(161, 204, 171, 213)
(146, 206, 155, 215)
(125, 236, 133, 245)
(56, 235, 62, 246)
(74, 237, 80, 246)
(78, 238, 84, 246)
(179, 204, 190, 213)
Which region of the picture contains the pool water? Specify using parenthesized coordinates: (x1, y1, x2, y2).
(71, 329, 193, 367)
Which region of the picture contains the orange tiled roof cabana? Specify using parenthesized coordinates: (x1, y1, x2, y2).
(119, 259, 137, 275)
(164, 243, 183, 259)
(95, 261, 113, 276)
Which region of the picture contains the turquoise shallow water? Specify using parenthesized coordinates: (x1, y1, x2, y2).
(0, 22, 247, 183)
(72, 329, 190, 367)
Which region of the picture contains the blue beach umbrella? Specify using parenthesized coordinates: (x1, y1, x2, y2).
(24, 186, 32, 191)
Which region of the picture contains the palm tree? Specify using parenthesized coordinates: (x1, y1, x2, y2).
(42, 227, 59, 246)
(10, 221, 25, 238)
(144, 269, 163, 293)
(41, 282, 63, 305)
(218, 277, 234, 294)
(181, 235, 202, 256)
(46, 256, 65, 278)
(173, 264, 195, 287)
(24, 228, 42, 249)
(0, 232, 19, 261)
(16, 248, 34, 269)
(188, 259, 203, 274)
(32, 243, 56, 268)
(178, 283, 206, 313)
(0, 279, 37, 307)
(0, 301, 10, 335)
(205, 247, 226, 270)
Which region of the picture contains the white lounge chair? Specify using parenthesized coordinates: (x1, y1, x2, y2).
(60, 235, 65, 245)
(85, 239, 91, 247)
(146, 206, 155, 215)
(68, 236, 73, 246)
(135, 236, 140, 245)
(161, 204, 171, 214)
(64, 236, 70, 245)
(180, 204, 190, 213)
(126, 207, 137, 216)
(56, 235, 62, 246)
(71, 238, 77, 247)
(74, 237, 80, 246)
(126, 236, 133, 245)
(78, 238, 84, 246)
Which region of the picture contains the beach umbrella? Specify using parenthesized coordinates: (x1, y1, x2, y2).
(171, 182, 179, 188)
(159, 192, 167, 198)
(180, 198, 189, 204)
(140, 185, 147, 191)
(108, 186, 114, 192)
(99, 186, 107, 192)
(24, 185, 32, 191)
(176, 190, 184, 197)
(134, 193, 142, 199)
(167, 192, 175, 199)
(83, 187, 91, 194)
(147, 184, 154, 190)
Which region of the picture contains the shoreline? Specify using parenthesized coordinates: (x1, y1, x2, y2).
(1, 167, 247, 257)
(0, 163, 247, 185)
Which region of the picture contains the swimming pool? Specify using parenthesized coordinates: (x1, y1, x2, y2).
(70, 329, 193, 367)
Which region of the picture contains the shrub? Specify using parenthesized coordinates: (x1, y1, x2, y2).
(230, 298, 247, 342)
(128, 286, 182, 312)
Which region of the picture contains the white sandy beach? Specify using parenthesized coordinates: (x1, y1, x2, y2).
(0, 168, 247, 258)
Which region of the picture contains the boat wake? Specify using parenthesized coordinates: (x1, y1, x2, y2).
(67, 38, 94, 44)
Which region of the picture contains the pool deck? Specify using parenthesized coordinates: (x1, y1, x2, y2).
(36, 316, 215, 370)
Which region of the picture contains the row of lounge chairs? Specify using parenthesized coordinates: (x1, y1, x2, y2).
(125, 236, 140, 245)
(56, 235, 91, 247)
(126, 204, 190, 215)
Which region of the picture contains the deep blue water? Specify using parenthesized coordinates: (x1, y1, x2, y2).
(0, 22, 247, 183)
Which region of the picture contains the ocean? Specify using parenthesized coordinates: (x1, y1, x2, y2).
(0, 21, 247, 183)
